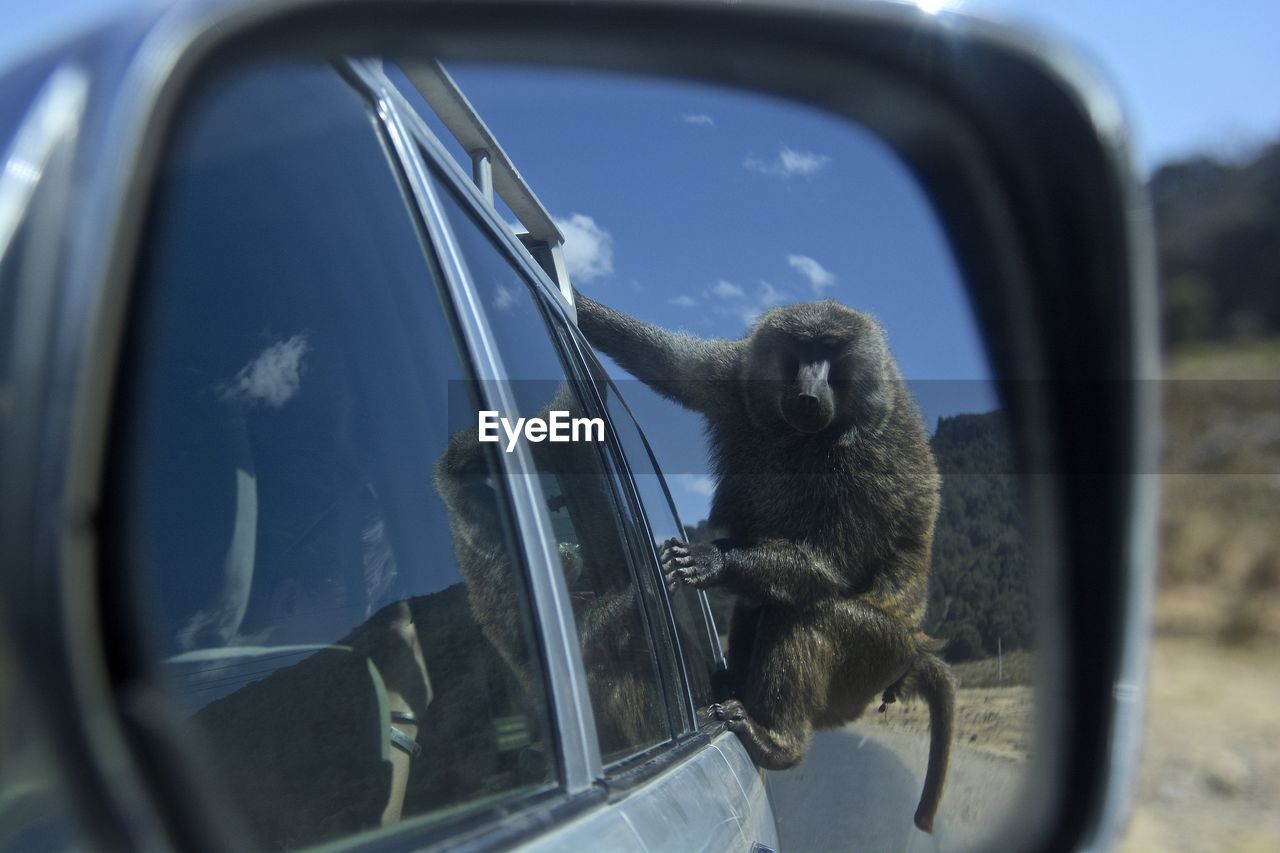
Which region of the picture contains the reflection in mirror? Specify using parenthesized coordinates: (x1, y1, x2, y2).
(394, 60, 1036, 848)
(114, 48, 1045, 851)
(430, 181, 677, 763)
(119, 60, 560, 849)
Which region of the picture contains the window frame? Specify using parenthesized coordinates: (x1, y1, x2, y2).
(101, 57, 613, 853)
(361, 60, 715, 769)
(556, 319, 727, 711)
(345, 60, 609, 794)
(535, 294, 711, 735)
(407, 121, 692, 765)
(528, 290, 693, 744)
(101, 51, 738, 849)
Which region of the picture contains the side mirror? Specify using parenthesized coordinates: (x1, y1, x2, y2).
(0, 1, 1157, 851)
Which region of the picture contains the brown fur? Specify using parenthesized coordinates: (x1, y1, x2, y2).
(577, 293, 955, 832)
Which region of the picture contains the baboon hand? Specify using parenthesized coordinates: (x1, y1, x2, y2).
(660, 538, 726, 592)
(709, 700, 748, 732)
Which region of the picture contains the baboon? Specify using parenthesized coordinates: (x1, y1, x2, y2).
(575, 293, 955, 833)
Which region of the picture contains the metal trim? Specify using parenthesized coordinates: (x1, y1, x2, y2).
(0, 67, 87, 263)
(348, 59, 604, 792)
(546, 302, 702, 732)
(398, 58, 564, 248)
(374, 63, 580, 319)
(0, 60, 169, 852)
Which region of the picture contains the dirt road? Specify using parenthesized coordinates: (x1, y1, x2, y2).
(1117, 635, 1280, 852)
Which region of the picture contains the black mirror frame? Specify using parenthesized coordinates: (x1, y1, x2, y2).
(12, 1, 1157, 851)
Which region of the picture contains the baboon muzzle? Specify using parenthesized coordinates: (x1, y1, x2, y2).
(797, 358, 831, 400)
(790, 359, 833, 432)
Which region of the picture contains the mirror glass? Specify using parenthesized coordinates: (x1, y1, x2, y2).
(406, 59, 1036, 848)
(113, 52, 1042, 851)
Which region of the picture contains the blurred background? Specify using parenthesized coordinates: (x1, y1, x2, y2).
(965, 2, 1280, 850)
(6, 1, 1279, 849)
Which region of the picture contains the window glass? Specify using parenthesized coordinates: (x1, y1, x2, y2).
(431, 175, 673, 763)
(589, 368, 720, 711)
(116, 62, 555, 849)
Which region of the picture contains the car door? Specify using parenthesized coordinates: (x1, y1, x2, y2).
(398, 92, 777, 849)
(564, 326, 778, 852)
(108, 57, 598, 849)
(100, 53, 776, 852)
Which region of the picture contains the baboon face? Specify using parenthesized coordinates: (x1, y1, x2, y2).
(745, 301, 891, 436)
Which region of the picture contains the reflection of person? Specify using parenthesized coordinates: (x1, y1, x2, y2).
(374, 600, 430, 826)
(192, 596, 431, 848)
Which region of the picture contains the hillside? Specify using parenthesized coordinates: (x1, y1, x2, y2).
(926, 411, 1029, 662)
(1152, 142, 1280, 346)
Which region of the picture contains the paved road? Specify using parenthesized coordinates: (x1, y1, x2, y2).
(764, 724, 1028, 851)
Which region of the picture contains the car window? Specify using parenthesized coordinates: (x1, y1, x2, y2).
(430, 176, 675, 764)
(113, 62, 556, 849)
(587, 366, 721, 711)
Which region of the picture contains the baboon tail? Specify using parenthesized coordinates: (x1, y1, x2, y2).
(912, 652, 955, 834)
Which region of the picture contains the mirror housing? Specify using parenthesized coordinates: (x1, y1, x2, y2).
(0, 1, 1157, 850)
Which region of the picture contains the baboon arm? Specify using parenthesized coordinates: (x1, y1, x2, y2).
(720, 539, 848, 605)
(575, 292, 738, 414)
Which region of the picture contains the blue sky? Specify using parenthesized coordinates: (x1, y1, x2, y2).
(396, 61, 999, 523)
(8, 0, 1280, 523)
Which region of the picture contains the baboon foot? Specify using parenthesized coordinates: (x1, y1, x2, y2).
(710, 701, 806, 770)
(660, 538, 726, 591)
(709, 699, 748, 731)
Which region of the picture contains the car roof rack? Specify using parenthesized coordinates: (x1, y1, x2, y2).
(397, 60, 575, 308)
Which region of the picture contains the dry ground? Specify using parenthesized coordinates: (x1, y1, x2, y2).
(866, 639, 1280, 852)
(873, 675, 1034, 764)
(1117, 635, 1280, 852)
(863, 638, 1280, 851)
(874, 341, 1280, 850)
(1127, 342, 1280, 850)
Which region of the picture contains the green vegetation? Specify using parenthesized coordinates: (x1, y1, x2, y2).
(926, 412, 1030, 663)
(1152, 142, 1280, 348)
(948, 649, 1035, 689)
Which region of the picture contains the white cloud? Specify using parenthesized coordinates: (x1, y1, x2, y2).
(493, 284, 517, 312)
(757, 280, 788, 308)
(780, 147, 831, 175)
(681, 113, 715, 127)
(669, 294, 698, 307)
(555, 213, 614, 282)
(744, 145, 832, 178)
(703, 277, 790, 325)
(788, 254, 836, 293)
(219, 334, 310, 408)
(711, 280, 745, 299)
